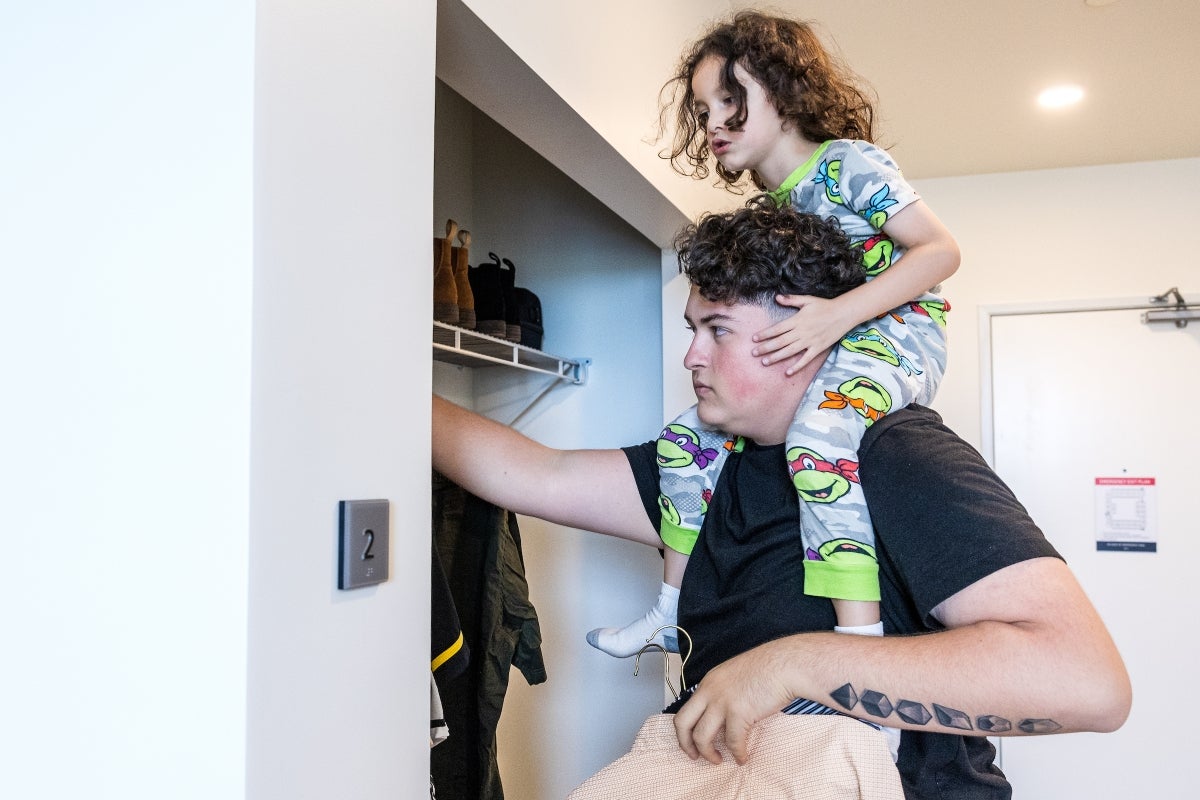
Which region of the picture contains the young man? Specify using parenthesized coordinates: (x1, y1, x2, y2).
(431, 199, 1130, 798)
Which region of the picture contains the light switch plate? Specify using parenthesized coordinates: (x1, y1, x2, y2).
(338, 499, 389, 590)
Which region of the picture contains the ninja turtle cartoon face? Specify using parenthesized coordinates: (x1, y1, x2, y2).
(786, 446, 861, 504)
(657, 494, 682, 528)
(840, 328, 900, 366)
(839, 328, 922, 377)
(813, 159, 843, 205)
(819, 377, 892, 426)
(656, 423, 719, 469)
(858, 233, 895, 277)
(911, 299, 951, 327)
(860, 185, 899, 230)
(806, 537, 877, 565)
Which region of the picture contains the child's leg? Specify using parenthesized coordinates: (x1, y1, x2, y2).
(586, 547, 686, 657)
(786, 298, 947, 761)
(588, 405, 735, 658)
(791, 296, 947, 604)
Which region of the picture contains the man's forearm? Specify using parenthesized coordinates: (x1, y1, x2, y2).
(674, 557, 1131, 764)
(432, 395, 660, 546)
(768, 619, 1122, 738)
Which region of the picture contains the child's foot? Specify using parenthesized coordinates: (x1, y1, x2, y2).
(586, 583, 679, 657)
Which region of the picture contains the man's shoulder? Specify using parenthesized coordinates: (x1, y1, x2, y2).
(860, 404, 946, 450)
(858, 405, 992, 484)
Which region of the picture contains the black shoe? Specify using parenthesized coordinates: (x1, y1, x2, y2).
(468, 252, 507, 338)
(500, 257, 521, 343)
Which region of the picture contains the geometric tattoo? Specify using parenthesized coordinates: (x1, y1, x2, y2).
(829, 684, 1061, 735)
(976, 715, 1013, 733)
(896, 700, 933, 726)
(830, 683, 859, 710)
(1018, 718, 1062, 734)
(933, 703, 974, 730)
(860, 689, 894, 718)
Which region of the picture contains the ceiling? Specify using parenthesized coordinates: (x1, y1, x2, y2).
(761, 0, 1200, 180)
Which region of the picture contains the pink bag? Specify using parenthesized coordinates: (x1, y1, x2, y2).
(567, 712, 902, 800)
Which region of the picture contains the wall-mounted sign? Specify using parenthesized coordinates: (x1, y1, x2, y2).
(1094, 477, 1157, 552)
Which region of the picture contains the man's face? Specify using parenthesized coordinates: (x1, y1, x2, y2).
(683, 287, 800, 444)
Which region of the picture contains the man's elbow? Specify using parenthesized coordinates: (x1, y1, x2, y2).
(1077, 654, 1132, 733)
(1091, 669, 1132, 733)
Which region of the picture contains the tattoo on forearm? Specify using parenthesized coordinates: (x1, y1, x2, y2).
(828, 683, 1062, 734)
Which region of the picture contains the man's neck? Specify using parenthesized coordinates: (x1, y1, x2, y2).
(742, 350, 827, 446)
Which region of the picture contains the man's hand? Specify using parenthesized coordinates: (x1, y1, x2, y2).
(672, 642, 796, 765)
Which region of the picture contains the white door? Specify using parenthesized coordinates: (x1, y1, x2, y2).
(987, 302, 1199, 799)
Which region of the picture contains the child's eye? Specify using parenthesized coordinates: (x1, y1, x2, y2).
(696, 110, 709, 126)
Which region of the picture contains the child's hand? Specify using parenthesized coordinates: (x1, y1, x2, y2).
(752, 295, 850, 376)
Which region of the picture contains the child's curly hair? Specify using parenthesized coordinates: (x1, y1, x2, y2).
(661, 10, 877, 190)
(676, 196, 866, 312)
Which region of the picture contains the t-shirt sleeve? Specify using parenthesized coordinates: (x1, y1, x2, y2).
(859, 406, 1062, 629)
(832, 140, 920, 228)
(622, 440, 661, 531)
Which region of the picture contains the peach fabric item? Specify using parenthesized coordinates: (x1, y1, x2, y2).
(567, 712, 902, 800)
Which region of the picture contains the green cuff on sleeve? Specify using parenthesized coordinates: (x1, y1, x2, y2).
(660, 517, 700, 556)
(802, 559, 881, 602)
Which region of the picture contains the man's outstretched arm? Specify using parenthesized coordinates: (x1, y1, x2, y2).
(432, 394, 660, 547)
(673, 555, 1132, 765)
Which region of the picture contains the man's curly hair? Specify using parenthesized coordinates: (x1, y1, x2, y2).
(676, 196, 865, 316)
(661, 10, 876, 190)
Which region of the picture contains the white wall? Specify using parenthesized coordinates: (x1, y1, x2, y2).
(248, 1, 435, 798)
(1, 3, 253, 798)
(914, 157, 1200, 450)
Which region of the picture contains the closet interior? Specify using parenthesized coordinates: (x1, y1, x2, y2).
(429, 32, 678, 797)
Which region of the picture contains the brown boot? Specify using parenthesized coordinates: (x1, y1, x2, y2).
(433, 219, 459, 325)
(453, 229, 476, 330)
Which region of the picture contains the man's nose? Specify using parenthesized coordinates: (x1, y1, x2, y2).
(683, 338, 704, 369)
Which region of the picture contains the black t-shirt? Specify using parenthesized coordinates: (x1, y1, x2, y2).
(622, 405, 1060, 800)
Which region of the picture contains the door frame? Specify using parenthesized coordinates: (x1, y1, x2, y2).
(977, 295, 1178, 466)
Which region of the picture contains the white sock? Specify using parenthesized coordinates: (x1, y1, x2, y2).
(835, 620, 900, 762)
(587, 583, 679, 657)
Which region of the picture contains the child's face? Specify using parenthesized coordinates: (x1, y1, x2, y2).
(690, 55, 793, 184)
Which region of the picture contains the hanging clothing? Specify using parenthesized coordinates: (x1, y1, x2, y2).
(430, 471, 546, 800)
(430, 673, 449, 748)
(431, 541, 470, 683)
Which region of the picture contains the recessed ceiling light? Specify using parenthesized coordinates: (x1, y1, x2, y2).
(1037, 85, 1085, 109)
